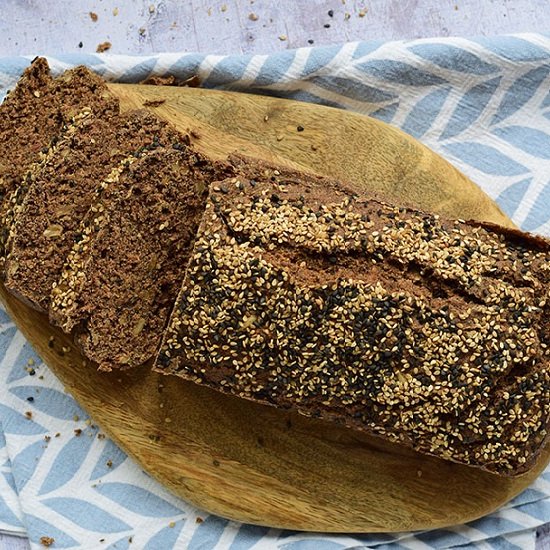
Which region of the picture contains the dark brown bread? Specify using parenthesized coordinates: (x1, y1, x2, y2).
(50, 146, 231, 371)
(0, 58, 118, 268)
(4, 109, 181, 311)
(156, 157, 550, 476)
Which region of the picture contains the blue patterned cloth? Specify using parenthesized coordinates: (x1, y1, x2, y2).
(1, 33, 550, 549)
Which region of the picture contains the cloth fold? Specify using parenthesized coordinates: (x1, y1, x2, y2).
(1, 32, 549, 549)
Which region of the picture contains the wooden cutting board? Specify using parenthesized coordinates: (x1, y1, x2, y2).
(2, 85, 547, 533)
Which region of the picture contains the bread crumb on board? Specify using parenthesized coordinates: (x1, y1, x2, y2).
(89, 12, 98, 22)
(143, 99, 166, 107)
(40, 536, 55, 547)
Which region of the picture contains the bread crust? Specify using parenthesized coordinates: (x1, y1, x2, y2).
(157, 155, 550, 477)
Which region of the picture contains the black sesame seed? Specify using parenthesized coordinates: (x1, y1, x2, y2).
(157, 353, 170, 367)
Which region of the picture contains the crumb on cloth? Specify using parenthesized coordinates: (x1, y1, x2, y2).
(140, 74, 200, 87)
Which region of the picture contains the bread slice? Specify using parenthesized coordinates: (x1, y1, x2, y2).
(50, 147, 232, 371)
(4, 109, 181, 311)
(156, 156, 550, 476)
(0, 58, 118, 269)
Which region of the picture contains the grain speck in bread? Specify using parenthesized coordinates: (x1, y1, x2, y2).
(51, 146, 231, 370)
(156, 157, 550, 476)
(4, 110, 181, 312)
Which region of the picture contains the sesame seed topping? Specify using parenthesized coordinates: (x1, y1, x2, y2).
(157, 159, 550, 476)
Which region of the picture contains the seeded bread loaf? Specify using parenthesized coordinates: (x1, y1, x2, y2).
(50, 146, 231, 371)
(4, 109, 181, 311)
(0, 58, 118, 268)
(156, 157, 550, 476)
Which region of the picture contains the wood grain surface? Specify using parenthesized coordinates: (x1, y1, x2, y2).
(1, 85, 547, 533)
(110, 83, 512, 226)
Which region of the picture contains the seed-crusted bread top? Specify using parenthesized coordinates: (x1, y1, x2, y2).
(51, 146, 232, 371)
(156, 157, 550, 476)
(4, 109, 181, 311)
(0, 58, 118, 265)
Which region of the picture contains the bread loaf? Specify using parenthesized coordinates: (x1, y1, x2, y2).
(156, 156, 550, 476)
(0, 58, 118, 270)
(4, 62, 549, 476)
